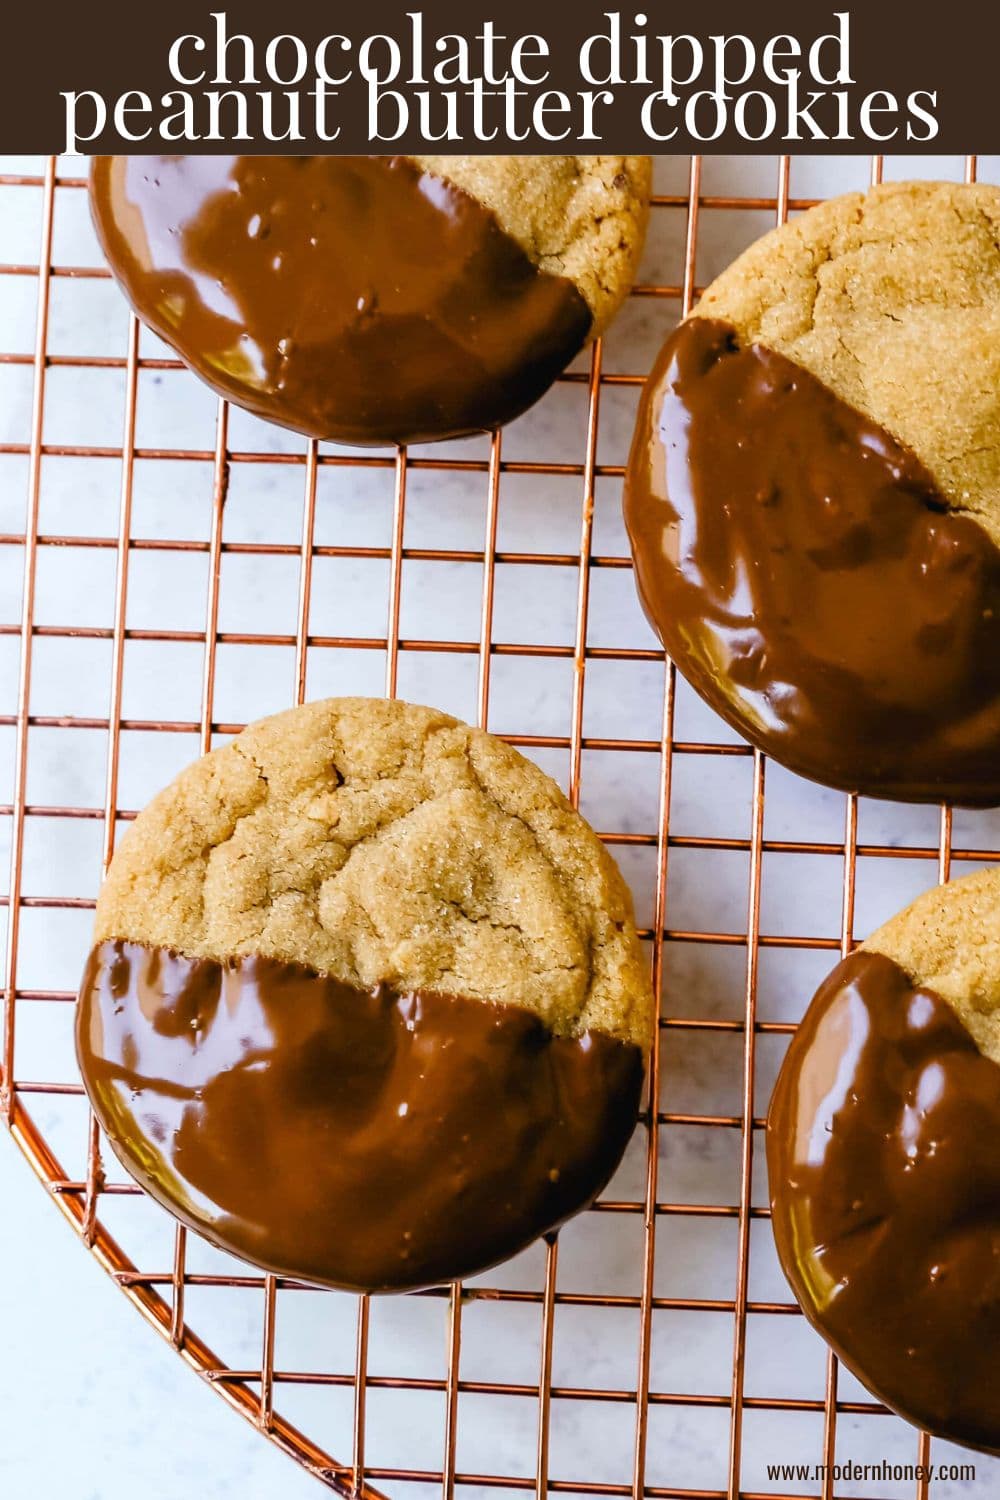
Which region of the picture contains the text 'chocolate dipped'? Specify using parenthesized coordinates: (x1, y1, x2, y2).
(623, 316, 1000, 804)
(767, 949, 1000, 1452)
(76, 941, 643, 1293)
(89, 155, 592, 447)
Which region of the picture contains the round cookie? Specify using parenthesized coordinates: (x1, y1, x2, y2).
(768, 866, 1000, 1451)
(624, 181, 1000, 804)
(76, 697, 653, 1293)
(90, 154, 651, 447)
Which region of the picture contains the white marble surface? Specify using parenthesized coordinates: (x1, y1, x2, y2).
(1, 152, 998, 1499)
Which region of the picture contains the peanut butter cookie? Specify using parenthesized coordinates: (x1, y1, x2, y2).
(77, 697, 653, 1292)
(768, 865, 1000, 1450)
(90, 154, 651, 446)
(625, 182, 1000, 804)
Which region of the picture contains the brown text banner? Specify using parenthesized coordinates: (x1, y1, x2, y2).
(0, 1, 991, 154)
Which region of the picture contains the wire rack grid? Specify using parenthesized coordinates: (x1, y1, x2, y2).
(1, 152, 998, 1500)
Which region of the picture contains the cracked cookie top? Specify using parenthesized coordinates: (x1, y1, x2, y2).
(93, 697, 653, 1049)
(693, 180, 1000, 543)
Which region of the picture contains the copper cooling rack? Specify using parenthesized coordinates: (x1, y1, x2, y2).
(1, 153, 997, 1500)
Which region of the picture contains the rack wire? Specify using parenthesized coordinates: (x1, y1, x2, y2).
(1, 153, 997, 1500)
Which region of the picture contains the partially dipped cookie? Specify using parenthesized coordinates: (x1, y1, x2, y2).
(90, 154, 650, 446)
(768, 867, 1000, 1451)
(624, 181, 1000, 804)
(76, 698, 653, 1293)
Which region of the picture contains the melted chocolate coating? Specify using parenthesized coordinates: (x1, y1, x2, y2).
(623, 317, 1000, 805)
(88, 155, 592, 447)
(768, 949, 1000, 1451)
(76, 941, 643, 1293)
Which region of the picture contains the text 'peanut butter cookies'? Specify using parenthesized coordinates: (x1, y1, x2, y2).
(768, 867, 1000, 1452)
(90, 154, 650, 447)
(75, 698, 653, 1293)
(624, 181, 1000, 805)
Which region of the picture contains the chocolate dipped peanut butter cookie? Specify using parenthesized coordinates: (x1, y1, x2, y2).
(90, 154, 650, 446)
(624, 181, 1000, 804)
(76, 698, 653, 1293)
(768, 867, 1000, 1451)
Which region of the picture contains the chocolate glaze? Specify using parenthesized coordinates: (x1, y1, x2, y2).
(623, 316, 1000, 805)
(89, 155, 592, 447)
(767, 949, 1000, 1451)
(76, 941, 643, 1293)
